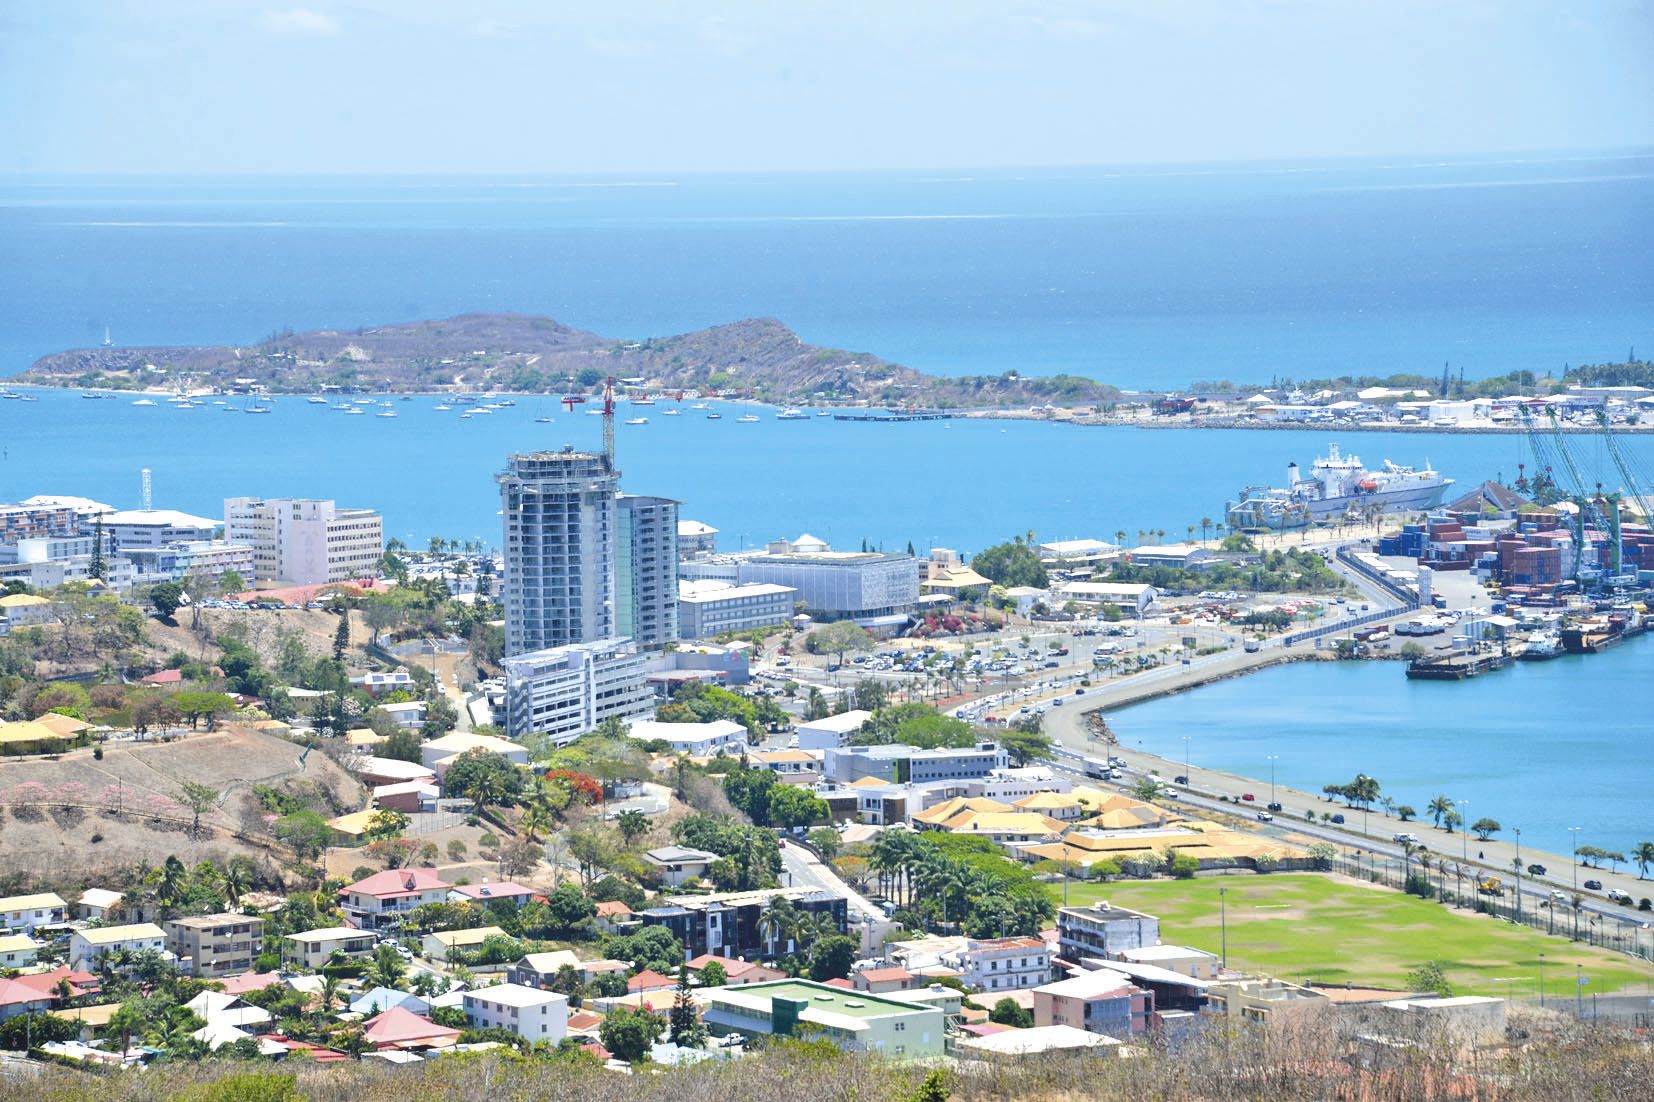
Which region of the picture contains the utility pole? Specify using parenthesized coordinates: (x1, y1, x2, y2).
(1569, 826, 1582, 940)
(1219, 886, 1228, 970)
(1267, 754, 1278, 807)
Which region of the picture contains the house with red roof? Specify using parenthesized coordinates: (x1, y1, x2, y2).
(342, 868, 452, 929)
(361, 1006, 463, 1050)
(627, 968, 677, 994)
(853, 966, 916, 994)
(11, 965, 99, 1002)
(684, 953, 787, 986)
(448, 881, 536, 908)
(0, 976, 53, 1022)
(595, 899, 635, 934)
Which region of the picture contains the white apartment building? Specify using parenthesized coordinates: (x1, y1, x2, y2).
(223, 497, 383, 585)
(737, 549, 920, 622)
(497, 449, 619, 656)
(0, 892, 67, 934)
(282, 927, 377, 969)
(102, 508, 219, 549)
(950, 937, 1055, 993)
(463, 982, 568, 1043)
(502, 638, 654, 742)
(123, 540, 256, 586)
(678, 579, 797, 639)
(69, 922, 167, 971)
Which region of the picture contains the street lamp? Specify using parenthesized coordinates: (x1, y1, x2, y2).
(1181, 736, 1191, 784)
(1266, 754, 1278, 806)
(1219, 885, 1228, 969)
(1569, 826, 1582, 940)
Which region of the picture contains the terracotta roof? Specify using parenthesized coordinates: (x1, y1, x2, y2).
(361, 1006, 462, 1047)
(218, 972, 282, 996)
(579, 1042, 612, 1061)
(567, 1010, 606, 1032)
(823, 977, 854, 989)
(345, 868, 451, 899)
(627, 968, 677, 992)
(13, 966, 98, 999)
(595, 900, 633, 918)
(0, 977, 51, 1008)
(857, 967, 912, 984)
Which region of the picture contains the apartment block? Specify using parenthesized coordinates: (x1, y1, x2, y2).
(165, 912, 265, 978)
(224, 497, 382, 585)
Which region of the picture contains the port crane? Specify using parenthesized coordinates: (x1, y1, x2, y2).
(1517, 406, 1622, 579)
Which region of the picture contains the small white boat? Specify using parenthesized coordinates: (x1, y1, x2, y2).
(461, 413, 473, 419)
(0, 391, 20, 400)
(343, 408, 366, 416)
(625, 416, 649, 425)
(776, 408, 808, 420)
(691, 402, 709, 410)
(132, 398, 156, 407)
(464, 407, 492, 415)
(586, 409, 605, 416)
(662, 408, 681, 416)
(736, 414, 761, 423)
(307, 396, 328, 404)
(535, 416, 552, 423)
(631, 398, 655, 406)
(246, 406, 272, 414)
(433, 404, 452, 411)
(816, 410, 831, 417)
(376, 410, 397, 418)
(706, 412, 722, 420)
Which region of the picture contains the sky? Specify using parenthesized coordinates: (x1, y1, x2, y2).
(2, 1, 1651, 175)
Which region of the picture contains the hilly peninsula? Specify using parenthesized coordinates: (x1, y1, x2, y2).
(16, 313, 1119, 409)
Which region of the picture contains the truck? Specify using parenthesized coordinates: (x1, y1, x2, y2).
(1477, 877, 1504, 896)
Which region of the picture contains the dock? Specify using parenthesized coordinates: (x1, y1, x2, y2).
(832, 409, 953, 422)
(1404, 651, 1512, 681)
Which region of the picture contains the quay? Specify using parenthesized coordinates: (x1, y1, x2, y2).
(831, 409, 953, 422)
(1403, 649, 1512, 680)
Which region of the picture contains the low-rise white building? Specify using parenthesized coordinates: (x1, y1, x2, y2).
(422, 731, 530, 771)
(69, 922, 167, 971)
(794, 709, 873, 750)
(282, 927, 377, 970)
(626, 718, 750, 756)
(0, 933, 42, 968)
(463, 982, 569, 1043)
(643, 846, 720, 888)
(1053, 581, 1157, 614)
(0, 892, 67, 934)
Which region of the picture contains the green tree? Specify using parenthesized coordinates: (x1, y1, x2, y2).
(332, 614, 350, 662)
(1470, 818, 1502, 842)
(969, 537, 1048, 589)
(1635, 841, 1654, 880)
(697, 960, 728, 988)
(1427, 794, 1455, 828)
(599, 1005, 664, 1063)
(807, 934, 858, 981)
(1406, 960, 1453, 998)
(178, 781, 219, 836)
(806, 621, 875, 667)
(273, 810, 333, 859)
(1000, 722, 1053, 767)
(173, 690, 236, 730)
(382, 727, 423, 764)
(668, 963, 707, 1047)
(988, 997, 1033, 1028)
(615, 809, 651, 848)
(807, 827, 841, 861)
(149, 581, 184, 619)
(769, 785, 828, 830)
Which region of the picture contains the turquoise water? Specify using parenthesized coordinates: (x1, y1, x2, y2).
(1107, 642, 1654, 862)
(4, 388, 1653, 555)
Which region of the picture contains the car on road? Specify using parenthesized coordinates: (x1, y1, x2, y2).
(1256, 811, 1273, 822)
(1608, 889, 1633, 904)
(1267, 802, 1283, 812)
(1330, 814, 1345, 824)
(1241, 793, 1255, 802)
(1527, 863, 1547, 876)
(1547, 890, 1569, 904)
(1392, 832, 1421, 844)
(1584, 879, 1603, 891)
(1173, 775, 1188, 785)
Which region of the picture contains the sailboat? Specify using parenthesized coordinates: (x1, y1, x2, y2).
(534, 401, 552, 423)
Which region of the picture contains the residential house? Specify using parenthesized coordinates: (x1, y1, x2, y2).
(349, 986, 429, 1016)
(282, 927, 377, 970)
(360, 1005, 462, 1051)
(1033, 968, 1153, 1037)
(422, 925, 508, 963)
(342, 868, 453, 930)
(949, 937, 1054, 993)
(747, 748, 823, 785)
(422, 731, 529, 772)
(684, 953, 787, 986)
(508, 950, 582, 989)
(698, 978, 944, 1058)
(643, 846, 720, 888)
(68, 923, 167, 972)
(464, 982, 569, 1043)
(627, 969, 677, 994)
(0, 976, 54, 1023)
(0, 933, 42, 969)
(625, 719, 750, 757)
(76, 889, 123, 921)
(449, 882, 537, 910)
(164, 913, 265, 979)
(350, 667, 416, 696)
(1114, 944, 1220, 980)
(595, 900, 635, 934)
(372, 780, 439, 814)
(852, 966, 915, 994)
(1206, 978, 1330, 1026)
(0, 892, 67, 934)
(351, 756, 439, 788)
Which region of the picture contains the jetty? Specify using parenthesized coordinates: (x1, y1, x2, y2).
(832, 409, 953, 422)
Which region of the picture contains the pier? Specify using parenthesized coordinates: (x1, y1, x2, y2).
(831, 409, 953, 422)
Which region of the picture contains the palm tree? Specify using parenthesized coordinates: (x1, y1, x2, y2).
(320, 975, 342, 1013)
(157, 854, 187, 916)
(1199, 517, 1213, 544)
(1635, 841, 1654, 880)
(756, 901, 786, 959)
(1426, 794, 1455, 829)
(222, 860, 251, 908)
(520, 801, 554, 844)
(370, 943, 407, 990)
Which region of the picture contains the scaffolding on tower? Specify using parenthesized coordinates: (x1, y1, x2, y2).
(602, 375, 616, 467)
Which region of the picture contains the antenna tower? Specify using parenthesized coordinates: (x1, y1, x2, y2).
(141, 467, 152, 511)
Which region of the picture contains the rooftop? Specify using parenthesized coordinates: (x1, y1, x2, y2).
(465, 982, 568, 1009)
(798, 709, 873, 734)
(284, 926, 374, 944)
(74, 922, 164, 945)
(705, 979, 939, 1025)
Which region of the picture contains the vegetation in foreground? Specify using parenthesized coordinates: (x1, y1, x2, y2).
(1063, 873, 1654, 998)
(7, 1015, 1651, 1102)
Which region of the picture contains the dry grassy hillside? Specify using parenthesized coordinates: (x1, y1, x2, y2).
(0, 726, 362, 886)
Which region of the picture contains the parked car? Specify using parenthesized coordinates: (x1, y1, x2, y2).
(1608, 889, 1632, 904)
(1584, 879, 1603, 891)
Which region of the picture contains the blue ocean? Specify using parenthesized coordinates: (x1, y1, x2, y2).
(2, 152, 1651, 388)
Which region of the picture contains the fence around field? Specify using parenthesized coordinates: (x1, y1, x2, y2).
(1333, 855, 1654, 964)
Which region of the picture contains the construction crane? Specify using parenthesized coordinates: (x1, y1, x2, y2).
(601, 375, 616, 467)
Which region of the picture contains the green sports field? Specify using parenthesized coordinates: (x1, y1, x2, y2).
(1061, 873, 1654, 999)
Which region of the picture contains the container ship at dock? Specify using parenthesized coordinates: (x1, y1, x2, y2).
(1226, 445, 1452, 531)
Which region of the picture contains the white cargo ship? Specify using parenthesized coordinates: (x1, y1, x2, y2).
(1225, 444, 1452, 530)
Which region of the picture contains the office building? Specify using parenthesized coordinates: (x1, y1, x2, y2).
(700, 979, 944, 1058)
(678, 579, 797, 639)
(502, 638, 653, 742)
(735, 548, 919, 622)
(822, 741, 1009, 785)
(618, 493, 680, 650)
(1056, 903, 1161, 965)
(102, 509, 219, 550)
(123, 541, 256, 586)
(164, 913, 265, 979)
(497, 448, 619, 656)
(0, 502, 89, 545)
(223, 497, 383, 585)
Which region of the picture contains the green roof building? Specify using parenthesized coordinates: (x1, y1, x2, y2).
(699, 978, 945, 1059)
